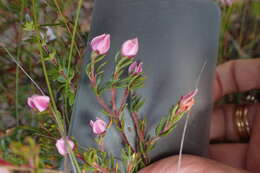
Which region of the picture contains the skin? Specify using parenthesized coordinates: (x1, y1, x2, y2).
(140, 59, 260, 173)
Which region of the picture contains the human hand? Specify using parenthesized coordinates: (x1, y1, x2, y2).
(140, 59, 260, 173)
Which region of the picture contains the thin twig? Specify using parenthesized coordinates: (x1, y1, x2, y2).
(1, 45, 45, 95)
(131, 112, 144, 143)
(52, 0, 82, 58)
(90, 78, 114, 115)
(119, 88, 129, 115)
(111, 72, 119, 115)
(64, 0, 84, 131)
(130, 112, 149, 163)
(15, 0, 25, 127)
(92, 163, 111, 173)
(111, 88, 117, 114)
(116, 119, 136, 153)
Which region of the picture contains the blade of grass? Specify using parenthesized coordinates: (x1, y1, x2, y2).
(219, 5, 236, 61)
(53, 0, 82, 58)
(15, 0, 26, 127)
(63, 1, 84, 171)
(1, 46, 45, 96)
(32, 0, 65, 135)
(176, 60, 208, 172)
(64, 0, 84, 122)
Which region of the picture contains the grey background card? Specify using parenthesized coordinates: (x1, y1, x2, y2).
(69, 0, 221, 162)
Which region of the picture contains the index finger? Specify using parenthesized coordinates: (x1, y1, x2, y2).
(213, 58, 260, 101)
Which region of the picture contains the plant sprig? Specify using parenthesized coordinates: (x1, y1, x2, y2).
(85, 35, 197, 172)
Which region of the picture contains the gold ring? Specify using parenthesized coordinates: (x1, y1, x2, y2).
(234, 105, 250, 142)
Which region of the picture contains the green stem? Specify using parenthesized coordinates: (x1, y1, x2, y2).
(32, 0, 64, 135)
(52, 0, 82, 57)
(64, 0, 84, 121)
(220, 6, 235, 60)
(68, 146, 82, 173)
(238, 5, 247, 46)
(15, 0, 25, 126)
(32, 0, 81, 171)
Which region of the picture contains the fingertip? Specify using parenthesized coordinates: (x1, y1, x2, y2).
(138, 155, 248, 173)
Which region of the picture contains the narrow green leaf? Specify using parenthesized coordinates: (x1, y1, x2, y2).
(94, 55, 105, 63)
(160, 125, 177, 137)
(155, 117, 167, 136)
(96, 61, 107, 73)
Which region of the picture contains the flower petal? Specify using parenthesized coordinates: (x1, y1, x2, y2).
(121, 38, 139, 57)
(91, 34, 110, 54)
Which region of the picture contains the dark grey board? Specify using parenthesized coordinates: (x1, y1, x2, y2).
(69, 0, 221, 165)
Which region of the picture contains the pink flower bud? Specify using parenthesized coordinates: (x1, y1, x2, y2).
(128, 61, 137, 73)
(176, 89, 198, 114)
(55, 137, 75, 156)
(90, 34, 110, 55)
(128, 61, 143, 74)
(27, 95, 50, 112)
(90, 118, 107, 135)
(121, 38, 139, 58)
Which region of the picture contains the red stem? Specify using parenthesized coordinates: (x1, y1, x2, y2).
(96, 94, 114, 116)
(99, 136, 104, 152)
(92, 163, 110, 173)
(116, 119, 136, 153)
(89, 61, 135, 153)
(90, 78, 113, 116)
(131, 112, 144, 143)
(118, 88, 129, 115)
(131, 112, 150, 163)
(111, 72, 119, 116)
(111, 88, 117, 114)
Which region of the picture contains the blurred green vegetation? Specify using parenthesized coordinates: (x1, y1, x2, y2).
(218, 1, 260, 105)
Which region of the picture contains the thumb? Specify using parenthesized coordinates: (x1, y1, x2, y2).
(139, 155, 249, 173)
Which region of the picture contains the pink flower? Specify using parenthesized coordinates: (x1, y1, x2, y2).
(46, 26, 56, 42)
(27, 95, 50, 112)
(121, 38, 139, 58)
(90, 34, 110, 55)
(55, 137, 75, 156)
(0, 168, 10, 173)
(176, 89, 198, 114)
(0, 159, 13, 166)
(90, 118, 107, 135)
(128, 61, 143, 74)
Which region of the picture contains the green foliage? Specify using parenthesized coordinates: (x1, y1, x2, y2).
(44, 51, 56, 62)
(155, 117, 167, 136)
(128, 73, 146, 90)
(83, 148, 116, 172)
(121, 146, 142, 173)
(154, 104, 180, 138)
(128, 94, 144, 112)
(23, 21, 36, 31)
(251, 2, 260, 17)
(0, 0, 87, 170)
(10, 137, 41, 168)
